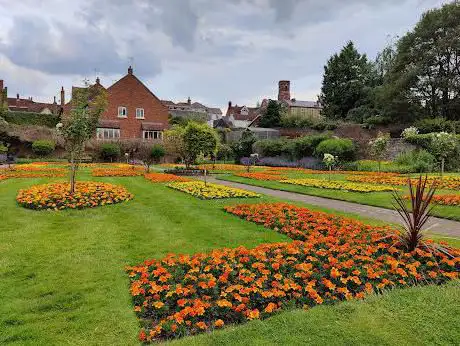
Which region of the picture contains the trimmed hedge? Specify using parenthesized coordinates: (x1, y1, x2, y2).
(4, 111, 60, 128)
(255, 134, 330, 160)
(32, 140, 55, 156)
(415, 117, 460, 134)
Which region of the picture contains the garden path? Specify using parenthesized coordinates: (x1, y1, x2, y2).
(201, 177, 460, 237)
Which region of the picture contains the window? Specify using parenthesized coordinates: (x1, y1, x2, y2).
(136, 108, 145, 119)
(143, 130, 163, 140)
(97, 128, 120, 140)
(118, 106, 127, 118)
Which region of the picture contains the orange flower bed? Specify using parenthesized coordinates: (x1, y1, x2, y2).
(144, 173, 191, 183)
(347, 175, 460, 190)
(0, 174, 7, 181)
(17, 181, 133, 210)
(0, 169, 66, 178)
(92, 168, 144, 177)
(127, 203, 459, 342)
(404, 194, 460, 206)
(235, 172, 288, 181)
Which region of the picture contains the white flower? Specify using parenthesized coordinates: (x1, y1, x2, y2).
(401, 127, 418, 138)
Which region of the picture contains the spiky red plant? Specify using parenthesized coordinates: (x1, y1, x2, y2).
(392, 175, 437, 252)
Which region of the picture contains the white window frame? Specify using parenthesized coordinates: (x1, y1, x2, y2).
(97, 128, 120, 140)
(142, 130, 163, 140)
(118, 106, 127, 118)
(136, 108, 145, 119)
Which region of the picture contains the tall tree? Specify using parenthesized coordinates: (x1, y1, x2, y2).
(259, 100, 283, 128)
(57, 83, 107, 193)
(319, 41, 374, 120)
(383, 2, 460, 121)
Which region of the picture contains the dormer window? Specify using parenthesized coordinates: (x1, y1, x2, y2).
(136, 108, 145, 119)
(240, 106, 249, 116)
(118, 106, 127, 118)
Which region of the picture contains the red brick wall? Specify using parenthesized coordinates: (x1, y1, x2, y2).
(101, 74, 168, 139)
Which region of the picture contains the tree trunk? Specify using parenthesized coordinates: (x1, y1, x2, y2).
(70, 152, 76, 194)
(378, 160, 381, 173)
(441, 157, 445, 179)
(329, 166, 332, 181)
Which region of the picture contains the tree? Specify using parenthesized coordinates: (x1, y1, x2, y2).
(163, 126, 186, 163)
(57, 83, 107, 193)
(429, 132, 458, 177)
(232, 130, 257, 162)
(182, 122, 219, 168)
(135, 143, 166, 172)
(32, 140, 56, 157)
(368, 132, 390, 172)
(259, 100, 283, 128)
(99, 143, 121, 162)
(319, 41, 374, 120)
(383, 2, 460, 121)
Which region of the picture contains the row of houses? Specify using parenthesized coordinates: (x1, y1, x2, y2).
(1, 69, 322, 142)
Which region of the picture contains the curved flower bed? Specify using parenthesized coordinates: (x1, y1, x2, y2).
(347, 175, 460, 190)
(235, 172, 288, 181)
(17, 181, 133, 210)
(167, 181, 260, 199)
(92, 168, 144, 177)
(1, 170, 66, 178)
(280, 178, 398, 193)
(144, 173, 190, 183)
(404, 194, 460, 206)
(127, 203, 459, 342)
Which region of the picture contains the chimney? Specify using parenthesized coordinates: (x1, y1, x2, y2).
(60, 87, 65, 107)
(0, 80, 3, 92)
(187, 97, 191, 105)
(17, 93, 19, 100)
(228, 101, 232, 108)
(128, 65, 133, 75)
(96, 77, 101, 85)
(53, 96, 57, 104)
(278, 80, 291, 101)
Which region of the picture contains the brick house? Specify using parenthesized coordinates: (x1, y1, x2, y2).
(64, 66, 168, 141)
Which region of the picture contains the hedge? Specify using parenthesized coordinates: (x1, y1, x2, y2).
(4, 111, 60, 128)
(315, 138, 356, 161)
(32, 140, 56, 156)
(255, 134, 330, 160)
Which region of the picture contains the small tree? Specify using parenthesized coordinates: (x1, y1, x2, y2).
(232, 130, 257, 162)
(429, 132, 458, 178)
(259, 100, 283, 128)
(163, 126, 186, 163)
(136, 143, 166, 173)
(151, 144, 166, 165)
(182, 122, 219, 168)
(57, 84, 107, 193)
(368, 132, 390, 172)
(323, 153, 337, 180)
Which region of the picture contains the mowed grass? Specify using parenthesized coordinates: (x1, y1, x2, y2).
(218, 173, 460, 221)
(0, 172, 459, 345)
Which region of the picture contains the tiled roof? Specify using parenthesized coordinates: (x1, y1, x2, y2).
(285, 99, 322, 108)
(7, 97, 58, 113)
(226, 105, 260, 121)
(98, 120, 120, 128)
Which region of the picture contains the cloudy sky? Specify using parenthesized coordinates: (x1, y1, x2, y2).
(0, 0, 449, 111)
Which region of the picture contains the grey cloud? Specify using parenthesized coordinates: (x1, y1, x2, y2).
(0, 16, 162, 76)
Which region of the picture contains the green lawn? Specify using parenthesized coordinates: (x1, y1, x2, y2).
(218, 174, 460, 221)
(0, 172, 458, 345)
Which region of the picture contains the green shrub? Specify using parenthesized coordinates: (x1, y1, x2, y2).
(4, 111, 60, 128)
(99, 143, 121, 162)
(32, 140, 55, 156)
(292, 134, 330, 159)
(151, 144, 166, 163)
(280, 114, 314, 128)
(315, 138, 355, 161)
(311, 120, 337, 131)
(0, 141, 7, 154)
(255, 139, 291, 157)
(415, 117, 460, 134)
(395, 149, 435, 173)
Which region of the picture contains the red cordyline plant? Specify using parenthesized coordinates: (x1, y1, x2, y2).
(392, 175, 437, 252)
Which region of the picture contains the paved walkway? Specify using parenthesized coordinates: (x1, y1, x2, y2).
(202, 177, 460, 237)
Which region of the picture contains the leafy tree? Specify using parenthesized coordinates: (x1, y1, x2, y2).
(429, 132, 458, 177)
(383, 2, 460, 121)
(135, 143, 166, 172)
(368, 132, 390, 172)
(163, 126, 186, 163)
(232, 130, 257, 162)
(56, 83, 107, 193)
(216, 143, 233, 162)
(182, 122, 219, 168)
(259, 100, 283, 128)
(319, 41, 375, 120)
